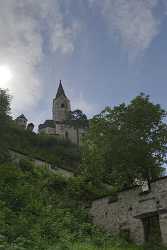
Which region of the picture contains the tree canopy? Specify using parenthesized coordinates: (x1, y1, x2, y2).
(0, 89, 10, 116)
(82, 94, 167, 188)
(66, 109, 88, 145)
(0, 89, 81, 170)
(0, 88, 11, 129)
(0, 89, 11, 163)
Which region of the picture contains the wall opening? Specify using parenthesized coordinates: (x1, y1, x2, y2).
(65, 131, 69, 140)
(142, 213, 162, 243)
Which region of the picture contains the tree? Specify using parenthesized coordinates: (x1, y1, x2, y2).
(0, 88, 10, 121)
(66, 109, 88, 145)
(0, 89, 11, 163)
(82, 94, 167, 188)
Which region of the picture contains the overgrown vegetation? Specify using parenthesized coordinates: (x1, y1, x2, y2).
(82, 93, 167, 189)
(5, 123, 81, 171)
(0, 89, 81, 171)
(1, 89, 167, 249)
(0, 160, 165, 250)
(0, 160, 97, 249)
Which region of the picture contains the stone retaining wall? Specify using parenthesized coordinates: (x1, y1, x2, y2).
(90, 177, 167, 245)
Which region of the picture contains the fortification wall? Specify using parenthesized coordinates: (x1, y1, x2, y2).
(10, 149, 73, 178)
(90, 177, 167, 245)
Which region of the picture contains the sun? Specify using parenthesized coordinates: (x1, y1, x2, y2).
(0, 65, 13, 89)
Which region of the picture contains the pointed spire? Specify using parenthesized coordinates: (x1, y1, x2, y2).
(56, 80, 66, 99)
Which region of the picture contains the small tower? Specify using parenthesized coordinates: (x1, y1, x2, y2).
(52, 80, 71, 122)
(15, 114, 28, 129)
(27, 123, 34, 132)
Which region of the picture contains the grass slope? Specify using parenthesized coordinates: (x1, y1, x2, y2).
(4, 122, 81, 172)
(0, 160, 166, 250)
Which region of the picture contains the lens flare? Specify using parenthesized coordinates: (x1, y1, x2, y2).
(0, 65, 13, 89)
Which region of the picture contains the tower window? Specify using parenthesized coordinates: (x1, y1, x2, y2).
(61, 103, 65, 108)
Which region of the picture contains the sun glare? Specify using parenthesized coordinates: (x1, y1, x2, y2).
(0, 65, 13, 89)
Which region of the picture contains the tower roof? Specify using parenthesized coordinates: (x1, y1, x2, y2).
(56, 80, 66, 99)
(16, 114, 28, 121)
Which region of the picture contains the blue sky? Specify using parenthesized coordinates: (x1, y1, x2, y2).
(0, 0, 167, 128)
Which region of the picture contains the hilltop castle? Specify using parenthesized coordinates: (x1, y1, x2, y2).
(15, 81, 87, 145)
(38, 81, 86, 145)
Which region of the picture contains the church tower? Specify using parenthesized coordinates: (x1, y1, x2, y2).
(52, 80, 71, 123)
(39, 80, 86, 144)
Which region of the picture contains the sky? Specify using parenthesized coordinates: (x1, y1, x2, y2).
(0, 0, 167, 129)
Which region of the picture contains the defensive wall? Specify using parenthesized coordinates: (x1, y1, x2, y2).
(90, 176, 167, 245)
(9, 149, 73, 178)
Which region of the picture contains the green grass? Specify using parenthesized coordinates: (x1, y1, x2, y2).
(71, 243, 142, 250)
(70, 242, 167, 250)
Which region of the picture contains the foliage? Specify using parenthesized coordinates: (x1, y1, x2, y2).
(66, 110, 88, 129)
(2, 122, 81, 172)
(66, 109, 88, 145)
(1, 160, 164, 250)
(0, 88, 81, 171)
(0, 161, 96, 249)
(0, 160, 145, 250)
(71, 240, 143, 250)
(0, 88, 10, 118)
(1, 89, 166, 249)
(0, 89, 11, 164)
(82, 94, 167, 188)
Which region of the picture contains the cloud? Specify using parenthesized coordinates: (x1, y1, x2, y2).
(162, 0, 167, 15)
(0, 0, 79, 114)
(89, 0, 161, 58)
(72, 93, 97, 117)
(50, 21, 80, 54)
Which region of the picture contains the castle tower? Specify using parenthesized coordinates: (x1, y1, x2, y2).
(38, 80, 86, 144)
(52, 80, 71, 122)
(15, 114, 28, 129)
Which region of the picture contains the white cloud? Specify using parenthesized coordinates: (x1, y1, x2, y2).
(72, 93, 97, 117)
(0, 0, 79, 114)
(89, 0, 161, 58)
(50, 21, 80, 54)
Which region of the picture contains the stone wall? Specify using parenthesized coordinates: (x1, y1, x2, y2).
(53, 95, 71, 122)
(65, 126, 85, 145)
(39, 126, 56, 135)
(10, 149, 73, 178)
(90, 177, 167, 245)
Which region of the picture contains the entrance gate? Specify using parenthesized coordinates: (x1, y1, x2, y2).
(142, 213, 162, 243)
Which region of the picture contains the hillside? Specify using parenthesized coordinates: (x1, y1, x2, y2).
(1, 90, 167, 249)
(0, 160, 163, 250)
(4, 121, 81, 172)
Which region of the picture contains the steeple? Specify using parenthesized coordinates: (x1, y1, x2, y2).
(53, 80, 71, 122)
(56, 80, 66, 99)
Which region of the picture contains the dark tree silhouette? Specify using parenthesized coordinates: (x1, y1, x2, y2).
(66, 109, 88, 145)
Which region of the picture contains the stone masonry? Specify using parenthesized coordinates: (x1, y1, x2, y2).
(10, 149, 73, 178)
(90, 177, 167, 245)
(38, 80, 86, 145)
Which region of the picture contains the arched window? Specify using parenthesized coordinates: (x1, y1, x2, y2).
(61, 103, 65, 108)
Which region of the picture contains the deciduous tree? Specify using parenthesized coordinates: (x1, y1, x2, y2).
(66, 109, 88, 145)
(0, 89, 11, 163)
(82, 94, 167, 188)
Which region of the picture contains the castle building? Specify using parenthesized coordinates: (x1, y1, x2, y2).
(15, 114, 34, 132)
(27, 123, 35, 132)
(38, 81, 86, 145)
(52, 81, 71, 137)
(15, 114, 28, 129)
